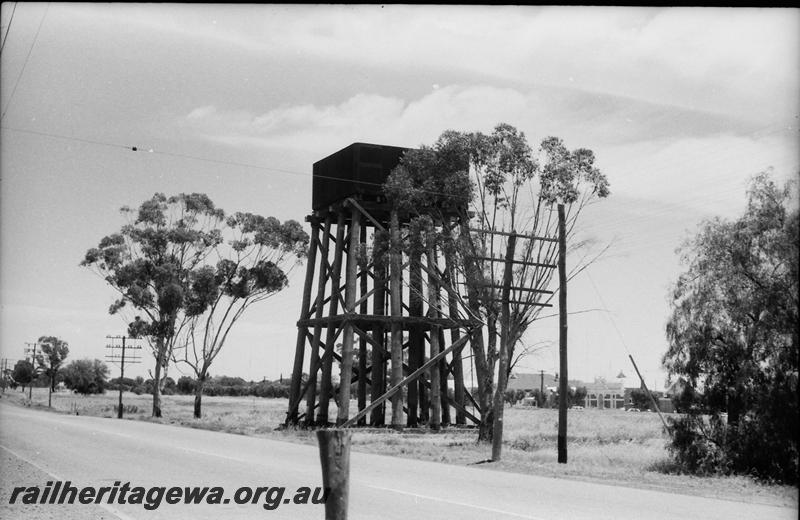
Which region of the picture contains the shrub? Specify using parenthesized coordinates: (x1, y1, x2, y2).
(176, 376, 196, 394)
(666, 410, 799, 483)
(61, 359, 109, 395)
(666, 415, 729, 476)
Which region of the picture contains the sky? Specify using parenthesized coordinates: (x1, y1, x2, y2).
(1, 4, 798, 390)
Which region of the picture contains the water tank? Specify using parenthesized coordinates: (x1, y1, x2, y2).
(312, 142, 410, 211)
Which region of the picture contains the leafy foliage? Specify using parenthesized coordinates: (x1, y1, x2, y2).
(384, 131, 472, 218)
(35, 336, 69, 391)
(382, 123, 610, 442)
(11, 360, 35, 389)
(82, 193, 227, 415)
(570, 386, 588, 408)
(629, 388, 654, 411)
(504, 388, 526, 406)
(61, 359, 110, 395)
(539, 137, 609, 204)
(663, 171, 799, 483)
(82, 192, 308, 418)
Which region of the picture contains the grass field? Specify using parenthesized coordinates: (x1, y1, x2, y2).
(2, 387, 797, 508)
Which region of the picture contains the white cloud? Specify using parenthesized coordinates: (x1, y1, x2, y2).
(599, 133, 798, 216)
(181, 83, 798, 217)
(180, 85, 540, 153)
(89, 5, 798, 128)
(180, 81, 783, 148)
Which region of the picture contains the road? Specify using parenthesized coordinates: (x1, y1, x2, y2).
(0, 403, 795, 520)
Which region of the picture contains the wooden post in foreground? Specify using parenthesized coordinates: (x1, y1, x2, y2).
(317, 429, 351, 520)
(557, 203, 568, 464)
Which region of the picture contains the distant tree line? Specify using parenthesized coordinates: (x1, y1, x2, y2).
(8, 354, 110, 397)
(503, 386, 587, 408)
(106, 374, 292, 399)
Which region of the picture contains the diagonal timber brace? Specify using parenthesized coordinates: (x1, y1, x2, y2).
(341, 332, 472, 428)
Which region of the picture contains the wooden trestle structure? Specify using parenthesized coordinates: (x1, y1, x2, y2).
(285, 195, 481, 430)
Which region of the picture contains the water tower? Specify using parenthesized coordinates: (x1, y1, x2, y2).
(285, 142, 480, 429)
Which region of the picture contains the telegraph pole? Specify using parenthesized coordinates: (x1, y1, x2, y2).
(24, 342, 38, 400)
(0, 358, 12, 393)
(106, 335, 142, 418)
(539, 369, 545, 408)
(471, 227, 557, 462)
(557, 203, 568, 464)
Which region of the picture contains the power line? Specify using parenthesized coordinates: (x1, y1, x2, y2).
(1, 2, 49, 121)
(1, 117, 795, 217)
(4, 120, 789, 262)
(1, 125, 131, 150)
(0, 124, 379, 188)
(0, 1, 18, 54)
(585, 270, 632, 358)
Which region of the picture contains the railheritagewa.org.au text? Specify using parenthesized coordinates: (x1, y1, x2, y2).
(9, 480, 328, 511)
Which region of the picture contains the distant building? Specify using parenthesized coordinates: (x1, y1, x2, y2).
(583, 377, 625, 409)
(508, 372, 584, 407)
(507, 372, 557, 393)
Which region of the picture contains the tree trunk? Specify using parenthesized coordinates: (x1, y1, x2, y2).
(491, 234, 516, 461)
(457, 221, 499, 442)
(152, 338, 164, 418)
(478, 409, 494, 441)
(477, 319, 498, 442)
(194, 373, 206, 419)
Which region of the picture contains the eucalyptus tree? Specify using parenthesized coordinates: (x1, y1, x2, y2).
(36, 336, 69, 407)
(179, 213, 308, 418)
(471, 129, 610, 444)
(83, 192, 308, 418)
(83, 193, 224, 417)
(383, 124, 610, 442)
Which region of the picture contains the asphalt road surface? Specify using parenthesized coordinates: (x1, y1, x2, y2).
(0, 403, 796, 520)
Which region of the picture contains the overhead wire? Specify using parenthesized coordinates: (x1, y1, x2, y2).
(1, 117, 795, 216)
(0, 2, 50, 121)
(3, 120, 793, 272)
(1, 2, 48, 121)
(1, 112, 795, 284)
(585, 269, 633, 358)
(0, 1, 18, 54)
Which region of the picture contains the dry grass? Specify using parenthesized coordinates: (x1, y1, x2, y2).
(3, 388, 797, 508)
